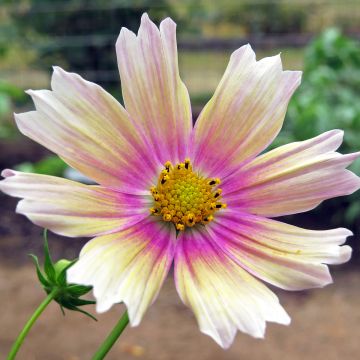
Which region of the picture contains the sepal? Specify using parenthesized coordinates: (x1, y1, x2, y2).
(29, 230, 97, 321)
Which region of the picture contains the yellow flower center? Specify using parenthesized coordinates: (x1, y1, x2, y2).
(150, 159, 226, 231)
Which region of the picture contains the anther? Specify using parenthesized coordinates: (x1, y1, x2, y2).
(161, 174, 169, 185)
(186, 213, 195, 226)
(208, 178, 221, 186)
(202, 215, 214, 223)
(150, 207, 159, 215)
(164, 161, 172, 171)
(214, 189, 222, 198)
(215, 203, 227, 209)
(184, 159, 191, 169)
(176, 223, 185, 231)
(163, 213, 172, 222)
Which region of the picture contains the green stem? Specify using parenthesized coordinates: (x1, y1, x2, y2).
(92, 311, 129, 360)
(7, 290, 57, 360)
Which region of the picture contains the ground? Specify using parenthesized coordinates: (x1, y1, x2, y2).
(0, 265, 359, 360)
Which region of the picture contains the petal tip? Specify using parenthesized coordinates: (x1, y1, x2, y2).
(140, 12, 155, 29)
(328, 129, 344, 137)
(339, 227, 353, 238)
(51, 65, 68, 79)
(281, 312, 291, 326)
(1, 169, 15, 178)
(117, 26, 136, 47)
(52, 65, 61, 73)
(161, 16, 176, 28)
(95, 300, 113, 314)
(339, 245, 352, 264)
(24, 89, 34, 96)
(322, 271, 334, 288)
(141, 12, 150, 21)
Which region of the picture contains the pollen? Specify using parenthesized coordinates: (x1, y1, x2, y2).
(150, 159, 226, 231)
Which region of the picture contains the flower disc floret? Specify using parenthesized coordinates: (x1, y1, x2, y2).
(150, 159, 226, 230)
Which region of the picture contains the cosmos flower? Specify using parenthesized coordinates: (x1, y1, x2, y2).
(1, 14, 359, 348)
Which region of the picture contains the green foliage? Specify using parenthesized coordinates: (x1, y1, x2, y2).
(235, 1, 306, 34)
(10, 0, 173, 90)
(275, 29, 360, 224)
(29, 230, 96, 320)
(15, 155, 68, 177)
(0, 81, 25, 139)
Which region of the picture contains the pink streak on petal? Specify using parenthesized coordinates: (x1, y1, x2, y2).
(221, 131, 360, 217)
(211, 209, 352, 291)
(116, 13, 192, 165)
(191, 44, 301, 179)
(67, 217, 175, 325)
(174, 226, 290, 348)
(15, 67, 159, 194)
(0, 170, 150, 237)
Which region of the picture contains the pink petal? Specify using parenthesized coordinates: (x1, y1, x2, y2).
(15, 67, 159, 194)
(174, 226, 290, 348)
(191, 44, 301, 179)
(67, 217, 175, 324)
(211, 209, 352, 291)
(0, 170, 149, 237)
(222, 130, 360, 216)
(116, 13, 192, 165)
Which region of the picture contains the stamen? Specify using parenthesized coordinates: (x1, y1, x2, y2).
(150, 207, 159, 215)
(208, 178, 221, 186)
(176, 223, 185, 231)
(164, 161, 172, 172)
(163, 213, 172, 222)
(149, 159, 225, 230)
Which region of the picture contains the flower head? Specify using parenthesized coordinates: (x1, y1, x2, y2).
(1, 13, 359, 348)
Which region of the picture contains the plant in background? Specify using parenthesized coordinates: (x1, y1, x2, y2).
(1, 13, 359, 359)
(275, 28, 360, 225)
(15, 155, 68, 177)
(0, 82, 25, 139)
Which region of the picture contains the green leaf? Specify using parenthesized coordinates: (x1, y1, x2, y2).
(69, 298, 96, 307)
(28, 254, 50, 287)
(66, 284, 93, 297)
(63, 305, 98, 321)
(59, 305, 66, 316)
(43, 230, 56, 283)
(15, 155, 68, 177)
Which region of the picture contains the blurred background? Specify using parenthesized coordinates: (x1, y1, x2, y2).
(1, 0, 360, 359)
